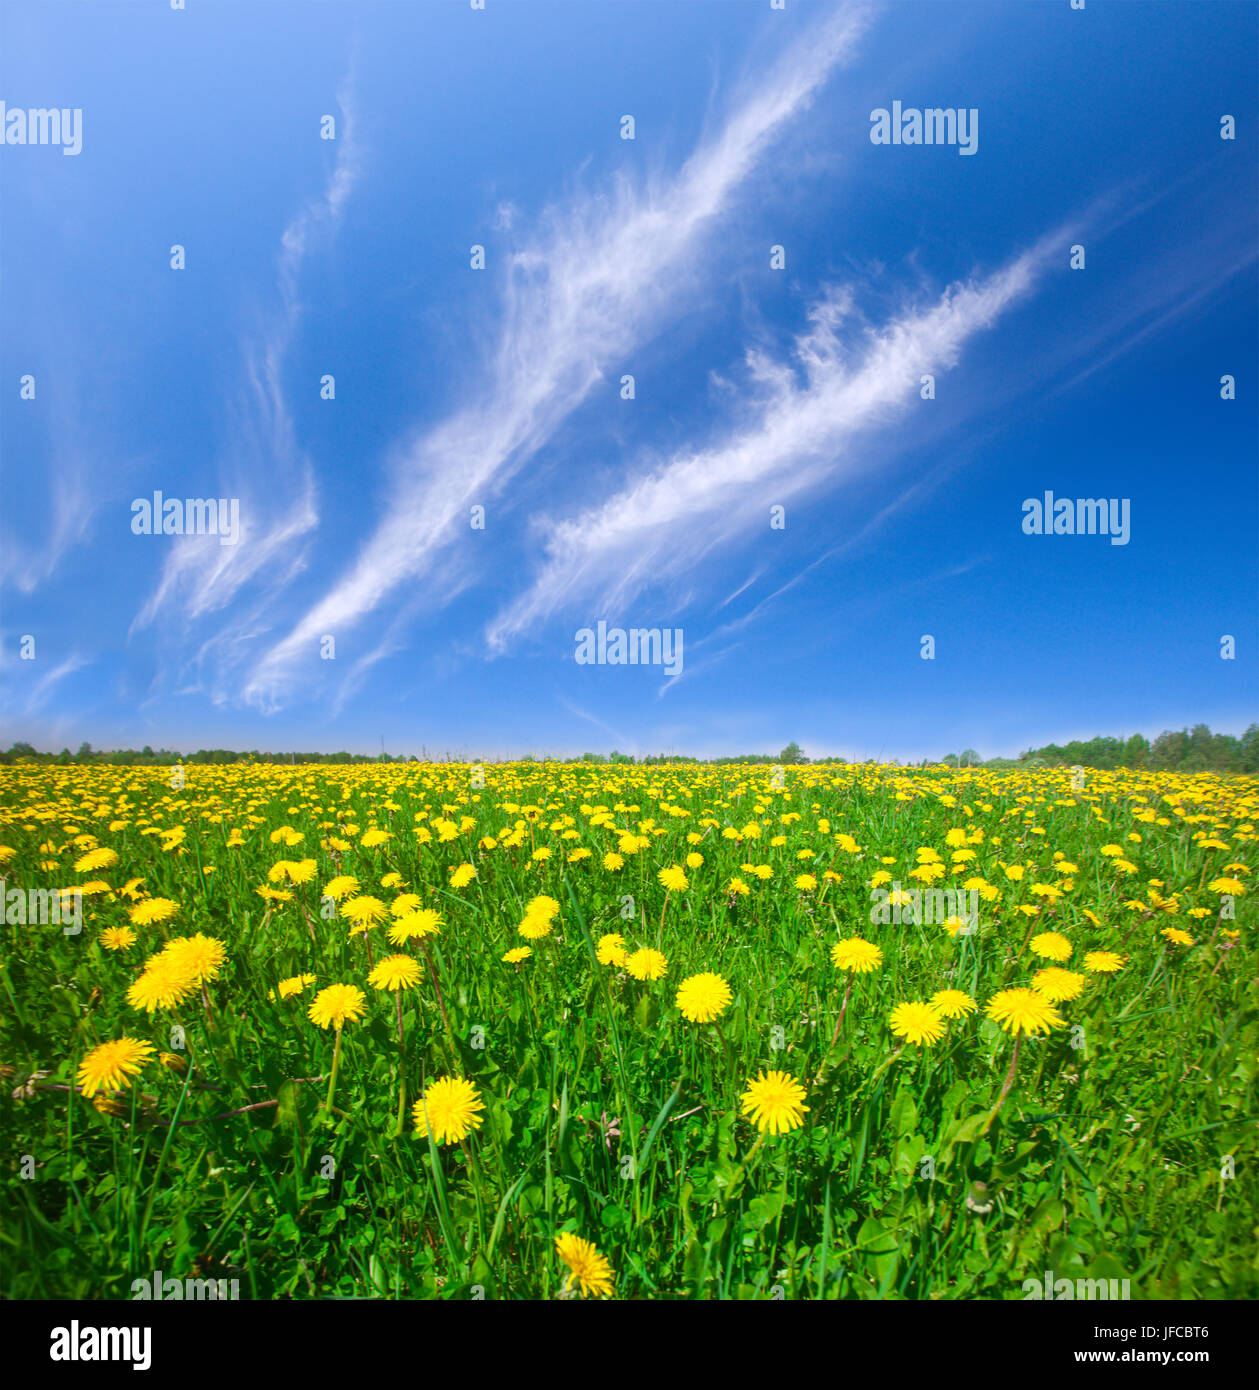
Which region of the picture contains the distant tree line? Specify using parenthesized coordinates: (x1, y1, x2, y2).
(0, 742, 418, 767)
(1, 741, 835, 768)
(940, 724, 1259, 774)
(2, 727, 1255, 772)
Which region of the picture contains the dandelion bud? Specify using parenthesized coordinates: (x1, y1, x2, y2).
(965, 1180, 993, 1215)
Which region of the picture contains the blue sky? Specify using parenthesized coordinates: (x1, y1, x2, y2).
(2, 0, 1255, 760)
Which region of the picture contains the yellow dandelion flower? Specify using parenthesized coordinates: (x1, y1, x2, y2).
(740, 1070, 809, 1135)
(554, 1232, 615, 1299)
(128, 897, 179, 927)
(929, 988, 977, 1018)
(307, 982, 367, 1029)
(595, 933, 628, 967)
(1029, 931, 1072, 962)
(626, 948, 668, 981)
(160, 933, 226, 984)
(1030, 967, 1086, 1002)
(674, 971, 732, 1023)
(658, 865, 688, 893)
(524, 894, 560, 921)
(127, 959, 197, 1013)
(1083, 951, 1126, 974)
(341, 895, 387, 932)
(412, 1076, 485, 1144)
(75, 847, 118, 873)
(389, 908, 444, 944)
(368, 954, 423, 991)
(985, 988, 1065, 1036)
(77, 1037, 155, 1098)
(830, 937, 883, 973)
(888, 1000, 946, 1046)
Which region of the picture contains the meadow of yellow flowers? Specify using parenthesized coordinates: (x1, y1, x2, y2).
(1, 760, 1255, 1298)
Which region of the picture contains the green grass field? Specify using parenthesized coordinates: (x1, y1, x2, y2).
(2, 760, 1255, 1299)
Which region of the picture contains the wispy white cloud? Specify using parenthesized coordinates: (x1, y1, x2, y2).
(130, 69, 360, 646)
(0, 375, 96, 595)
(243, 3, 873, 709)
(19, 652, 92, 717)
(486, 239, 1058, 650)
(555, 693, 636, 752)
(718, 569, 766, 610)
(491, 162, 1255, 660)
